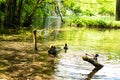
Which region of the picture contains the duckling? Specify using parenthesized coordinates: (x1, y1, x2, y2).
(93, 54, 99, 62)
(85, 53, 99, 62)
(64, 43, 68, 53)
(48, 46, 57, 57)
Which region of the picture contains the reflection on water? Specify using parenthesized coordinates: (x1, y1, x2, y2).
(56, 28, 120, 59)
(51, 28, 120, 80)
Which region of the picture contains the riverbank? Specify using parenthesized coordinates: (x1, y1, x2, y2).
(0, 41, 55, 80)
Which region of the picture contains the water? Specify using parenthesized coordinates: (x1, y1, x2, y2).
(48, 27, 120, 80)
(54, 50, 120, 80)
(56, 28, 120, 59)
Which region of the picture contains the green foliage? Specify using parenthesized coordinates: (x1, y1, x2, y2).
(62, 0, 115, 16)
(0, 0, 118, 30)
(0, 0, 6, 2)
(83, 9, 95, 16)
(73, 18, 86, 27)
(72, 16, 120, 28)
(63, 0, 82, 16)
(98, 4, 115, 16)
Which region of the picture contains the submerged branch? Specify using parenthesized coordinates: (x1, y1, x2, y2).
(82, 56, 104, 80)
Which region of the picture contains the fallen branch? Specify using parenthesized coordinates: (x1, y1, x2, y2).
(82, 56, 103, 80)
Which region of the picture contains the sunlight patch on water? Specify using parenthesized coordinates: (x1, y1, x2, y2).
(96, 63, 120, 79)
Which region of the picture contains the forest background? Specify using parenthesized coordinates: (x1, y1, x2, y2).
(0, 0, 120, 33)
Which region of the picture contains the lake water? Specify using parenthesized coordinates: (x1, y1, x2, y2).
(54, 50, 120, 80)
(45, 27, 120, 80)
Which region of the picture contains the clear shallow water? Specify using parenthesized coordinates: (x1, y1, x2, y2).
(46, 27, 120, 80)
(54, 50, 120, 80)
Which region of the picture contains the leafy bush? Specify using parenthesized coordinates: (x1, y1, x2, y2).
(72, 16, 120, 29)
(73, 18, 86, 27)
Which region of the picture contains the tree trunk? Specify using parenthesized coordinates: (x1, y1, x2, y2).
(0, 2, 5, 24)
(116, 0, 120, 20)
(57, 6, 64, 22)
(15, 0, 24, 26)
(4, 0, 17, 28)
(4, 0, 24, 29)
